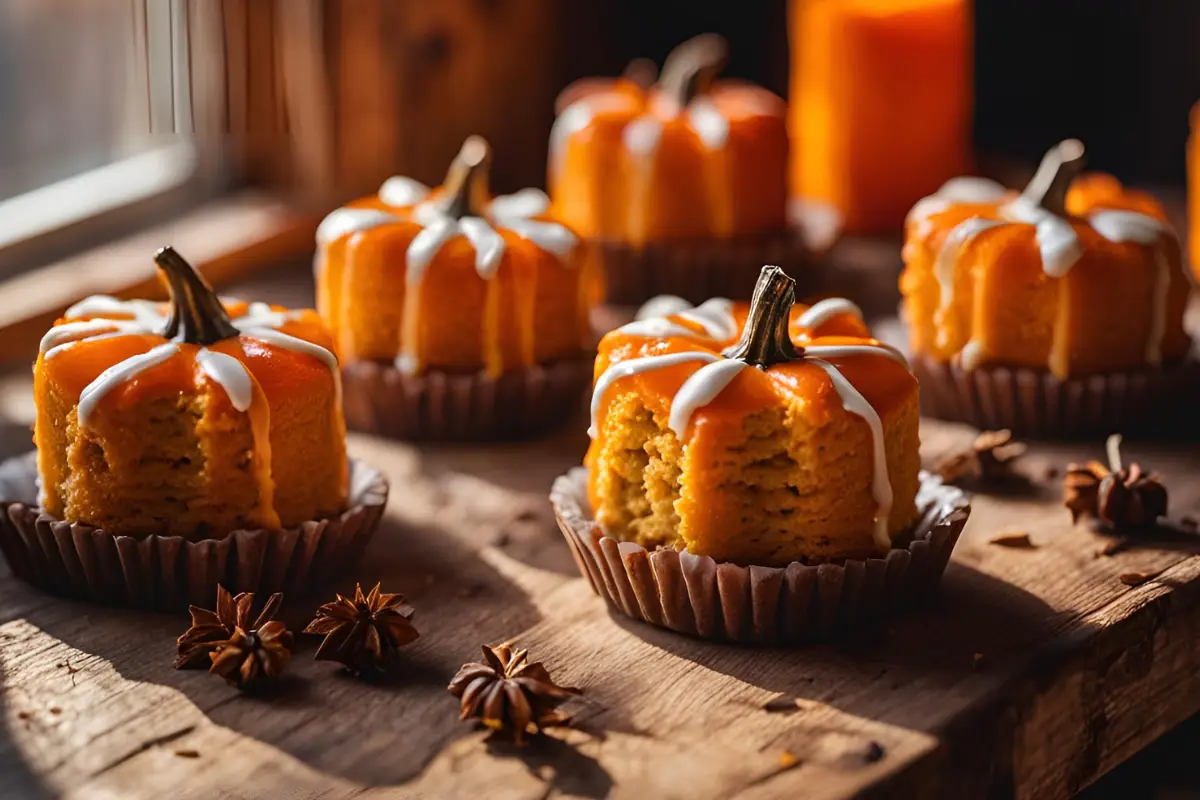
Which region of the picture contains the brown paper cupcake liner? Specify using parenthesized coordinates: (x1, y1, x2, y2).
(914, 353, 1200, 439)
(0, 452, 388, 611)
(341, 357, 593, 441)
(550, 467, 970, 645)
(594, 201, 842, 306)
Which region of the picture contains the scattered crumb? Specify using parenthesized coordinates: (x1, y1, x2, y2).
(865, 742, 886, 763)
(972, 653, 987, 671)
(174, 749, 201, 759)
(492, 531, 511, 548)
(515, 509, 538, 523)
(989, 529, 1034, 548)
(49, 707, 61, 715)
(1044, 465, 1060, 480)
(1181, 516, 1198, 531)
(762, 696, 809, 714)
(778, 751, 799, 769)
(17, 711, 30, 720)
(1094, 538, 1130, 558)
(1119, 569, 1164, 587)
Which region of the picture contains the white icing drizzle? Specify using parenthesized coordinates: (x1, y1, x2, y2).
(617, 317, 704, 339)
(503, 218, 579, 258)
(1033, 216, 1084, 278)
(1090, 209, 1174, 364)
(240, 327, 338, 373)
(677, 298, 737, 341)
(795, 298, 864, 330)
(623, 116, 664, 157)
(667, 359, 747, 438)
(489, 188, 550, 220)
(77, 342, 180, 427)
(196, 348, 253, 412)
(588, 351, 720, 438)
(549, 94, 636, 182)
(40, 319, 140, 355)
(932, 217, 1009, 347)
(907, 177, 1009, 225)
(636, 295, 694, 321)
(378, 176, 430, 208)
(686, 97, 730, 149)
(804, 344, 910, 370)
(44, 329, 138, 360)
(315, 208, 400, 247)
(459, 217, 507, 279)
(809, 359, 893, 549)
(405, 217, 460, 284)
(66, 296, 163, 326)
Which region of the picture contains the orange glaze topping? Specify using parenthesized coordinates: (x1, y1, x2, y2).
(587, 298, 914, 460)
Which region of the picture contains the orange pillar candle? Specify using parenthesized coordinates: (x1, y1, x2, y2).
(789, 0, 973, 234)
(1189, 101, 1200, 284)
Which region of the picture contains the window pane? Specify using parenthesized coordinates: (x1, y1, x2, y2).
(0, 0, 186, 203)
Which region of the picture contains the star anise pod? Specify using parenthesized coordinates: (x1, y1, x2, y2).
(209, 621, 293, 691)
(303, 583, 419, 675)
(935, 428, 1027, 486)
(448, 643, 579, 745)
(175, 585, 283, 670)
(1063, 434, 1167, 531)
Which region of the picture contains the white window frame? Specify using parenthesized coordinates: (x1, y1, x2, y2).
(0, 0, 226, 279)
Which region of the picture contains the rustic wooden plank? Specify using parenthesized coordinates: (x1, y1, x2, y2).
(0, 409, 1196, 798)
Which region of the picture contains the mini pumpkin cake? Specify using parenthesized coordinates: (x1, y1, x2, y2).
(0, 247, 388, 609)
(549, 34, 836, 305)
(551, 266, 970, 644)
(901, 139, 1197, 437)
(316, 136, 596, 440)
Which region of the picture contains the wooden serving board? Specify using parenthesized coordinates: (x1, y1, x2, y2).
(0, 413, 1197, 799)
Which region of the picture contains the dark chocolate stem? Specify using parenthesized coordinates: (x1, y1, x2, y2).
(1020, 139, 1086, 216)
(723, 266, 801, 368)
(657, 33, 728, 107)
(154, 246, 240, 345)
(439, 135, 491, 219)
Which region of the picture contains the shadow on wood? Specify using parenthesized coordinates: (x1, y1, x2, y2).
(0, 508, 545, 789)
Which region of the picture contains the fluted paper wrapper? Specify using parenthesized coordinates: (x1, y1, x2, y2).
(595, 202, 842, 306)
(342, 358, 593, 441)
(551, 467, 970, 645)
(914, 354, 1200, 439)
(0, 452, 388, 611)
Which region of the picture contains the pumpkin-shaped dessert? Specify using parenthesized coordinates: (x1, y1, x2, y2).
(588, 266, 920, 565)
(316, 136, 596, 440)
(901, 139, 1196, 436)
(32, 247, 348, 537)
(550, 35, 831, 305)
(551, 266, 970, 643)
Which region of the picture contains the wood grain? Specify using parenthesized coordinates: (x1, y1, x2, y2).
(0, 398, 1197, 798)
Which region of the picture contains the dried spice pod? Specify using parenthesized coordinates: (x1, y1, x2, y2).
(209, 621, 293, 692)
(447, 644, 579, 745)
(304, 582, 419, 675)
(1063, 434, 1168, 530)
(934, 429, 1027, 486)
(176, 585, 283, 670)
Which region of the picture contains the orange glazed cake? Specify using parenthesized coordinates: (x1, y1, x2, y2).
(549, 34, 817, 305)
(315, 136, 597, 440)
(34, 248, 347, 538)
(900, 139, 1195, 436)
(585, 267, 920, 566)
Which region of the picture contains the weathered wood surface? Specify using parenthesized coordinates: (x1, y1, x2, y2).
(1, 265, 1199, 799)
(0, 387, 1198, 799)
